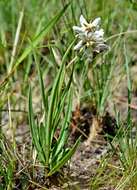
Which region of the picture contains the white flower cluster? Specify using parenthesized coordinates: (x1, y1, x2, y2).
(73, 15, 109, 56)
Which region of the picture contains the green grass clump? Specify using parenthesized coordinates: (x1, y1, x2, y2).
(1, 0, 137, 189)
(28, 41, 80, 176)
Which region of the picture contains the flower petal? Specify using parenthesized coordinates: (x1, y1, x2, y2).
(94, 43, 109, 53)
(73, 26, 84, 33)
(95, 29, 104, 37)
(74, 40, 83, 50)
(91, 17, 101, 27)
(92, 29, 104, 41)
(80, 15, 88, 27)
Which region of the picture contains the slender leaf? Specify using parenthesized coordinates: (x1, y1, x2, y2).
(48, 137, 80, 176)
(28, 87, 46, 164)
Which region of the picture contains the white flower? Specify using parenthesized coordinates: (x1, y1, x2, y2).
(73, 15, 109, 55)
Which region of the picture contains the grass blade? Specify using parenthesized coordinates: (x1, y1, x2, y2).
(0, 3, 70, 89)
(48, 137, 80, 176)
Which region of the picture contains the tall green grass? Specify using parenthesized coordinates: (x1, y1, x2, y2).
(28, 41, 80, 176)
(1, 0, 137, 189)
